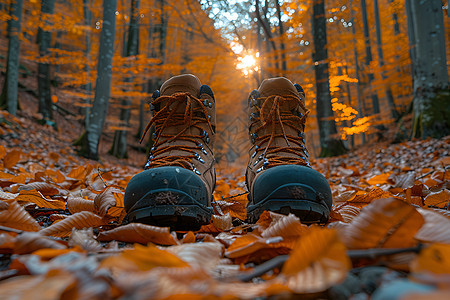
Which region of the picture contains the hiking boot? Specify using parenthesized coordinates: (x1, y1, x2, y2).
(124, 74, 216, 230)
(246, 77, 332, 224)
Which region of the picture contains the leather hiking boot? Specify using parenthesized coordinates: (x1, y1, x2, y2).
(246, 77, 332, 224)
(124, 74, 216, 230)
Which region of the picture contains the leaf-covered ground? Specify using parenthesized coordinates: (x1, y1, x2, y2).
(1, 109, 449, 299)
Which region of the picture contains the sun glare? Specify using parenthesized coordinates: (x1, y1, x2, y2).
(236, 53, 259, 76)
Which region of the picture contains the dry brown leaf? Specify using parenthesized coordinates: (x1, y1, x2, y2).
(68, 228, 102, 252)
(411, 243, 450, 275)
(260, 214, 308, 239)
(15, 190, 65, 210)
(0, 270, 77, 299)
(367, 173, 392, 186)
(333, 205, 361, 223)
(101, 243, 188, 272)
(3, 149, 22, 169)
(0, 200, 9, 210)
(0, 200, 41, 231)
(14, 232, 66, 254)
(40, 211, 106, 238)
(67, 196, 95, 214)
(213, 194, 248, 220)
(279, 228, 351, 293)
(340, 198, 424, 249)
(166, 242, 224, 271)
(181, 231, 196, 243)
(17, 182, 59, 196)
(94, 187, 124, 220)
(97, 223, 179, 245)
(415, 208, 450, 244)
(0, 233, 16, 251)
(212, 213, 232, 231)
(0, 145, 6, 160)
(346, 188, 394, 207)
(424, 189, 450, 208)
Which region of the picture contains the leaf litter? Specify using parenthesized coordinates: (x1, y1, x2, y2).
(1, 111, 450, 299)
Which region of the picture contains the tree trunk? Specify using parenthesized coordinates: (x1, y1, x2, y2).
(312, 0, 346, 157)
(360, 0, 380, 115)
(255, 0, 280, 73)
(82, 0, 118, 160)
(0, 0, 23, 115)
(110, 0, 140, 158)
(373, 0, 398, 119)
(275, 0, 286, 74)
(407, 0, 449, 138)
(83, 0, 92, 126)
(37, 0, 56, 124)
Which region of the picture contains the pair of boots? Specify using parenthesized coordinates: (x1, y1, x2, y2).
(124, 74, 332, 230)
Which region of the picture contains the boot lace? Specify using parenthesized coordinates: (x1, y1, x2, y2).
(140, 92, 213, 170)
(251, 95, 310, 170)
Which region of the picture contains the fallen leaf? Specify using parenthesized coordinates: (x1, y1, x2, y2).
(3, 149, 22, 169)
(67, 196, 95, 214)
(40, 211, 106, 237)
(97, 223, 179, 245)
(14, 232, 66, 254)
(339, 198, 424, 249)
(411, 243, 450, 275)
(415, 208, 450, 244)
(0, 201, 41, 231)
(17, 182, 60, 196)
(424, 189, 450, 208)
(15, 190, 65, 210)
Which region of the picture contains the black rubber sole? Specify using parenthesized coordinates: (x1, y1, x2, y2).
(247, 198, 330, 224)
(127, 190, 213, 231)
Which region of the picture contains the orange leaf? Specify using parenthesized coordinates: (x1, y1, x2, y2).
(40, 211, 106, 237)
(67, 196, 95, 214)
(17, 182, 59, 196)
(212, 213, 232, 231)
(279, 228, 351, 293)
(182, 231, 196, 243)
(0, 200, 41, 231)
(3, 149, 22, 169)
(411, 243, 450, 274)
(340, 198, 424, 249)
(260, 214, 308, 239)
(347, 188, 393, 207)
(0, 145, 6, 160)
(97, 223, 179, 245)
(424, 189, 450, 208)
(367, 173, 392, 185)
(15, 190, 65, 210)
(102, 243, 188, 272)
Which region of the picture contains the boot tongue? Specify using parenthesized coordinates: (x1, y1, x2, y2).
(258, 77, 299, 99)
(258, 77, 302, 113)
(160, 74, 201, 97)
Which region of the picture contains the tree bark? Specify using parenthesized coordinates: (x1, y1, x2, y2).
(312, 0, 346, 157)
(0, 0, 23, 115)
(275, 0, 286, 74)
(83, 0, 92, 126)
(360, 0, 380, 115)
(255, 0, 280, 73)
(374, 0, 398, 119)
(110, 0, 140, 158)
(83, 0, 118, 160)
(37, 0, 56, 124)
(407, 0, 449, 138)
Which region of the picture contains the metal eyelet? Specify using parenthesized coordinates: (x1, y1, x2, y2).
(152, 133, 157, 139)
(263, 158, 269, 167)
(208, 102, 212, 108)
(193, 168, 201, 175)
(205, 137, 210, 144)
(252, 151, 257, 158)
(256, 166, 264, 173)
(203, 99, 209, 106)
(253, 159, 259, 166)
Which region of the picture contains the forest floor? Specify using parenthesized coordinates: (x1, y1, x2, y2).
(0, 86, 449, 299)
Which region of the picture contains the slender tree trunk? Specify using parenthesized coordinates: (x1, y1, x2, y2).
(407, 0, 449, 138)
(255, 0, 280, 73)
(344, 66, 355, 148)
(256, 20, 264, 81)
(110, 0, 140, 158)
(360, 0, 380, 115)
(83, 0, 92, 126)
(0, 0, 23, 115)
(312, 0, 346, 157)
(37, 0, 55, 124)
(351, 20, 366, 144)
(374, 0, 398, 119)
(405, 0, 416, 86)
(275, 0, 286, 74)
(82, 0, 118, 160)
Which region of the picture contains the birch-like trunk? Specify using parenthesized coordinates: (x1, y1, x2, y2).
(84, 0, 118, 159)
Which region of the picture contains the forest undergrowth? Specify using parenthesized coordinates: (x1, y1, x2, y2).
(0, 95, 449, 299)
